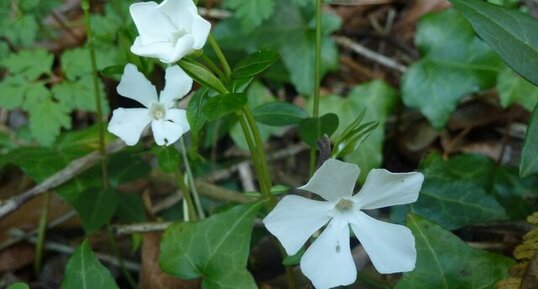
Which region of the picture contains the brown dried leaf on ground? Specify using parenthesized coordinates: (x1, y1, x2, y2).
(521, 253, 538, 289)
(0, 244, 34, 273)
(139, 232, 200, 289)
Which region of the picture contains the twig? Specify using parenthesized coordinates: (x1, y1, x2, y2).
(197, 7, 232, 19)
(333, 35, 407, 73)
(238, 162, 256, 192)
(0, 140, 126, 219)
(112, 222, 172, 235)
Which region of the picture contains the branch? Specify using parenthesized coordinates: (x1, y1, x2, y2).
(0, 139, 126, 219)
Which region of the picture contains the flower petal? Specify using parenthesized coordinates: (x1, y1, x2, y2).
(299, 159, 360, 202)
(165, 109, 190, 135)
(300, 218, 356, 289)
(151, 119, 184, 146)
(263, 195, 332, 255)
(159, 65, 193, 106)
(108, 108, 152, 146)
(350, 211, 416, 274)
(117, 64, 158, 108)
(130, 1, 176, 44)
(190, 16, 211, 49)
(158, 0, 196, 29)
(352, 170, 424, 209)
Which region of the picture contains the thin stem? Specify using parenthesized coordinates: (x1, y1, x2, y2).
(34, 191, 51, 273)
(208, 34, 232, 78)
(176, 170, 197, 222)
(179, 138, 205, 219)
(242, 107, 274, 202)
(106, 227, 139, 289)
(310, 0, 323, 175)
(238, 115, 267, 195)
(82, 0, 109, 189)
(200, 54, 226, 80)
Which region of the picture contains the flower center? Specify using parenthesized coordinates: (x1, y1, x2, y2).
(335, 198, 354, 212)
(150, 103, 166, 120)
(169, 29, 188, 44)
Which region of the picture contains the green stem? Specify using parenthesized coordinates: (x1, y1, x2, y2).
(34, 191, 50, 273)
(82, 0, 109, 189)
(176, 170, 197, 222)
(107, 227, 139, 289)
(310, 0, 323, 175)
(200, 54, 226, 80)
(179, 138, 205, 219)
(208, 34, 232, 78)
(238, 115, 267, 195)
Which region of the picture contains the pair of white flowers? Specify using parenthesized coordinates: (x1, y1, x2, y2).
(108, 0, 423, 288)
(108, 0, 210, 146)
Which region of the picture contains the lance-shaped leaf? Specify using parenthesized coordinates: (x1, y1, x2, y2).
(60, 240, 119, 289)
(202, 93, 247, 120)
(450, 0, 538, 85)
(159, 202, 262, 289)
(521, 104, 538, 177)
(395, 215, 513, 289)
(252, 101, 308, 126)
(179, 60, 228, 95)
(233, 49, 279, 79)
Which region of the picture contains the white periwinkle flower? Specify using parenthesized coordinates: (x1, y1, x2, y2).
(263, 159, 424, 289)
(108, 63, 191, 146)
(129, 0, 211, 63)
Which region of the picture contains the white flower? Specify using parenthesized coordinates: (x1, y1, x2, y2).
(108, 63, 191, 146)
(263, 159, 424, 289)
(129, 0, 211, 63)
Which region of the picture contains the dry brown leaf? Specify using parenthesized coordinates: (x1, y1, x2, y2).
(522, 253, 538, 289)
(0, 244, 34, 273)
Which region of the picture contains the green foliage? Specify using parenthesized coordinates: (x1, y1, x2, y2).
(252, 101, 308, 126)
(72, 188, 119, 234)
(1, 49, 53, 80)
(215, 0, 341, 95)
(159, 202, 263, 289)
(402, 9, 502, 128)
(223, 0, 275, 32)
(180, 60, 229, 95)
(157, 146, 182, 173)
(521, 105, 538, 177)
(116, 193, 146, 223)
(497, 67, 538, 111)
(395, 215, 514, 289)
(203, 93, 247, 120)
(6, 283, 29, 289)
(60, 240, 119, 289)
(314, 80, 397, 182)
(187, 88, 212, 134)
(298, 113, 339, 146)
(232, 49, 279, 79)
(451, 0, 538, 86)
(331, 110, 378, 159)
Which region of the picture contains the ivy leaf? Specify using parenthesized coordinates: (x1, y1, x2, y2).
(497, 67, 538, 111)
(223, 0, 275, 32)
(410, 178, 507, 230)
(60, 240, 119, 289)
(72, 188, 119, 234)
(451, 0, 538, 85)
(159, 202, 262, 289)
(521, 104, 538, 177)
(402, 9, 502, 128)
(0, 49, 53, 80)
(116, 193, 146, 223)
(395, 215, 514, 289)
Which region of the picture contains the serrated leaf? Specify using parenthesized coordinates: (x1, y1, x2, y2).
(60, 240, 119, 289)
(1, 49, 53, 80)
(252, 101, 308, 126)
(299, 113, 339, 146)
(497, 67, 538, 111)
(156, 146, 181, 173)
(72, 188, 118, 234)
(223, 0, 275, 32)
(27, 94, 72, 146)
(451, 0, 538, 86)
(410, 178, 506, 230)
(202, 93, 247, 120)
(395, 215, 514, 289)
(402, 9, 502, 128)
(159, 202, 262, 289)
(52, 76, 109, 113)
(232, 49, 279, 78)
(7, 283, 29, 289)
(0, 15, 38, 47)
(521, 104, 538, 177)
(0, 76, 28, 109)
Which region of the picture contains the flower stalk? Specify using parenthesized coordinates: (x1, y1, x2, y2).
(310, 0, 324, 175)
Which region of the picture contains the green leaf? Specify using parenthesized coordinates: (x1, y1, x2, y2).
(52, 76, 109, 113)
(332, 111, 378, 159)
(108, 151, 151, 187)
(72, 188, 119, 234)
(7, 283, 29, 289)
(497, 67, 538, 111)
(395, 215, 514, 289)
(26, 93, 72, 146)
(410, 178, 506, 230)
(0, 76, 27, 109)
(252, 101, 308, 126)
(179, 60, 228, 95)
(521, 104, 538, 177)
(223, 0, 275, 32)
(232, 49, 279, 78)
(402, 9, 502, 128)
(60, 240, 119, 289)
(156, 146, 181, 173)
(0, 49, 53, 80)
(187, 88, 211, 133)
(215, 0, 341, 95)
(450, 0, 538, 86)
(116, 193, 146, 223)
(492, 166, 538, 219)
(299, 113, 339, 146)
(0, 15, 38, 47)
(202, 93, 247, 120)
(160, 202, 262, 289)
